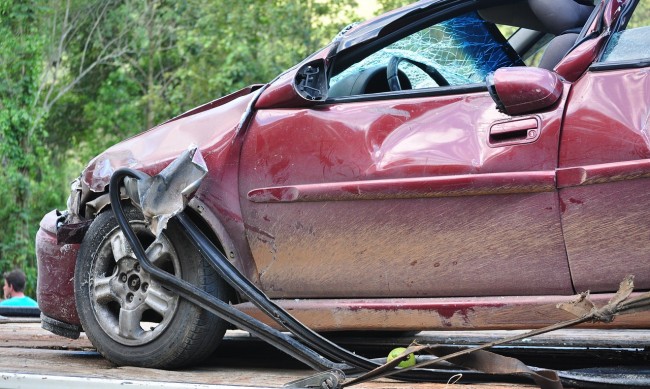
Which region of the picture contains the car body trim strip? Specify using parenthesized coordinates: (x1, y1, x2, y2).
(247, 171, 556, 203)
(556, 158, 650, 188)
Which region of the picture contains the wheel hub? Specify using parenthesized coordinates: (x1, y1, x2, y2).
(127, 273, 141, 292)
(90, 226, 181, 346)
(115, 258, 149, 309)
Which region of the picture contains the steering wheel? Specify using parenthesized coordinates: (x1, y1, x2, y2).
(387, 56, 449, 91)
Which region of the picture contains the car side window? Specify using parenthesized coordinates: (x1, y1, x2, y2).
(328, 11, 522, 98)
(600, 1, 650, 63)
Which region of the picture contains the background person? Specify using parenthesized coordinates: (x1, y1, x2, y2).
(1, 270, 38, 307)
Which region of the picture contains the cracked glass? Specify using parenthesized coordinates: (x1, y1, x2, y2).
(601, 1, 650, 63)
(330, 11, 522, 95)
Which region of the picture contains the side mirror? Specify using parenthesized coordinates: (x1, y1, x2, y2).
(255, 59, 327, 109)
(294, 60, 327, 101)
(487, 67, 562, 115)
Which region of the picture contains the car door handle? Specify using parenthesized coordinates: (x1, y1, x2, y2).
(488, 117, 540, 147)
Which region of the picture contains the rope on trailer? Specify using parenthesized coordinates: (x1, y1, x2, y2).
(344, 275, 650, 388)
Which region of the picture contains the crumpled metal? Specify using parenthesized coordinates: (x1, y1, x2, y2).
(125, 146, 207, 237)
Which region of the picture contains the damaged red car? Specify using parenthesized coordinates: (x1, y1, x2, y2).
(36, 0, 650, 369)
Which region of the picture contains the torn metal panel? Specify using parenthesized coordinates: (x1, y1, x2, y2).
(55, 219, 92, 245)
(125, 147, 208, 237)
(36, 210, 81, 326)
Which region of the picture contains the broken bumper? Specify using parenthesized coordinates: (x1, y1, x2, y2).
(36, 210, 82, 328)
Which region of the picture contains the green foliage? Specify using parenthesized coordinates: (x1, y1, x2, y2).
(45, 0, 361, 173)
(170, 0, 358, 110)
(0, 0, 51, 296)
(628, 1, 650, 29)
(376, 0, 412, 13)
(0, 0, 367, 299)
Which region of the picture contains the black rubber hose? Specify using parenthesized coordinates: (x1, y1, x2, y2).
(176, 208, 474, 382)
(109, 168, 345, 371)
(177, 213, 382, 366)
(109, 167, 535, 385)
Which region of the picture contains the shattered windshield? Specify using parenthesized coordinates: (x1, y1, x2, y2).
(601, 1, 650, 63)
(601, 27, 650, 62)
(330, 11, 522, 93)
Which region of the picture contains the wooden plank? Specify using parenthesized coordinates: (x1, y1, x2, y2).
(0, 321, 536, 388)
(0, 347, 532, 388)
(0, 321, 92, 350)
(331, 329, 650, 349)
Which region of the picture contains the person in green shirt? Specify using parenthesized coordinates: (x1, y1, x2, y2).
(1, 269, 38, 307)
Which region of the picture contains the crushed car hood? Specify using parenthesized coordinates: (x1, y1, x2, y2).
(82, 85, 261, 192)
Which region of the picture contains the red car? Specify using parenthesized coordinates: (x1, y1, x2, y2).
(37, 0, 650, 369)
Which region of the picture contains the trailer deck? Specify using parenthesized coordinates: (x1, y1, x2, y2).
(1, 318, 649, 388)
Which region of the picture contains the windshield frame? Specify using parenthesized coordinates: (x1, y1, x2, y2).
(327, 6, 523, 101)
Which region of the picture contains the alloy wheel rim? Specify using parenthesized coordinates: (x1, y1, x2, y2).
(90, 222, 181, 346)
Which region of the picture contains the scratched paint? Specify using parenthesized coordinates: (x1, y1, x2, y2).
(240, 85, 571, 299)
(235, 294, 650, 331)
(241, 192, 571, 298)
(559, 68, 650, 293)
(560, 179, 650, 292)
(36, 212, 81, 325)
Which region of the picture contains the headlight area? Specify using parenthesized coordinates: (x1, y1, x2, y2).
(57, 177, 117, 245)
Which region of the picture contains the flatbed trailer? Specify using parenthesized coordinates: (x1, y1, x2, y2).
(2, 318, 650, 389)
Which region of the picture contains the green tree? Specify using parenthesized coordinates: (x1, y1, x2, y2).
(0, 0, 370, 297)
(0, 0, 52, 294)
(44, 0, 365, 177)
(376, 0, 411, 13)
(168, 0, 358, 109)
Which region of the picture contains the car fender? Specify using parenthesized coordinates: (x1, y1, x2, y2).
(83, 88, 261, 277)
(81, 86, 261, 193)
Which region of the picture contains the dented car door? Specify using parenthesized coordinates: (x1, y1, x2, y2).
(238, 9, 574, 299)
(558, 0, 650, 294)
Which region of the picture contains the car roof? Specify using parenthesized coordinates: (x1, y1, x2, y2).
(335, 0, 445, 53)
(335, 0, 601, 54)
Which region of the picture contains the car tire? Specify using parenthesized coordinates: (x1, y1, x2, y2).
(75, 205, 229, 368)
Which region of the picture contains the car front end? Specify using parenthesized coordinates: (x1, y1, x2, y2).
(36, 86, 262, 337)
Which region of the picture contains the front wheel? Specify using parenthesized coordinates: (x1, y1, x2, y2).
(75, 205, 229, 368)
